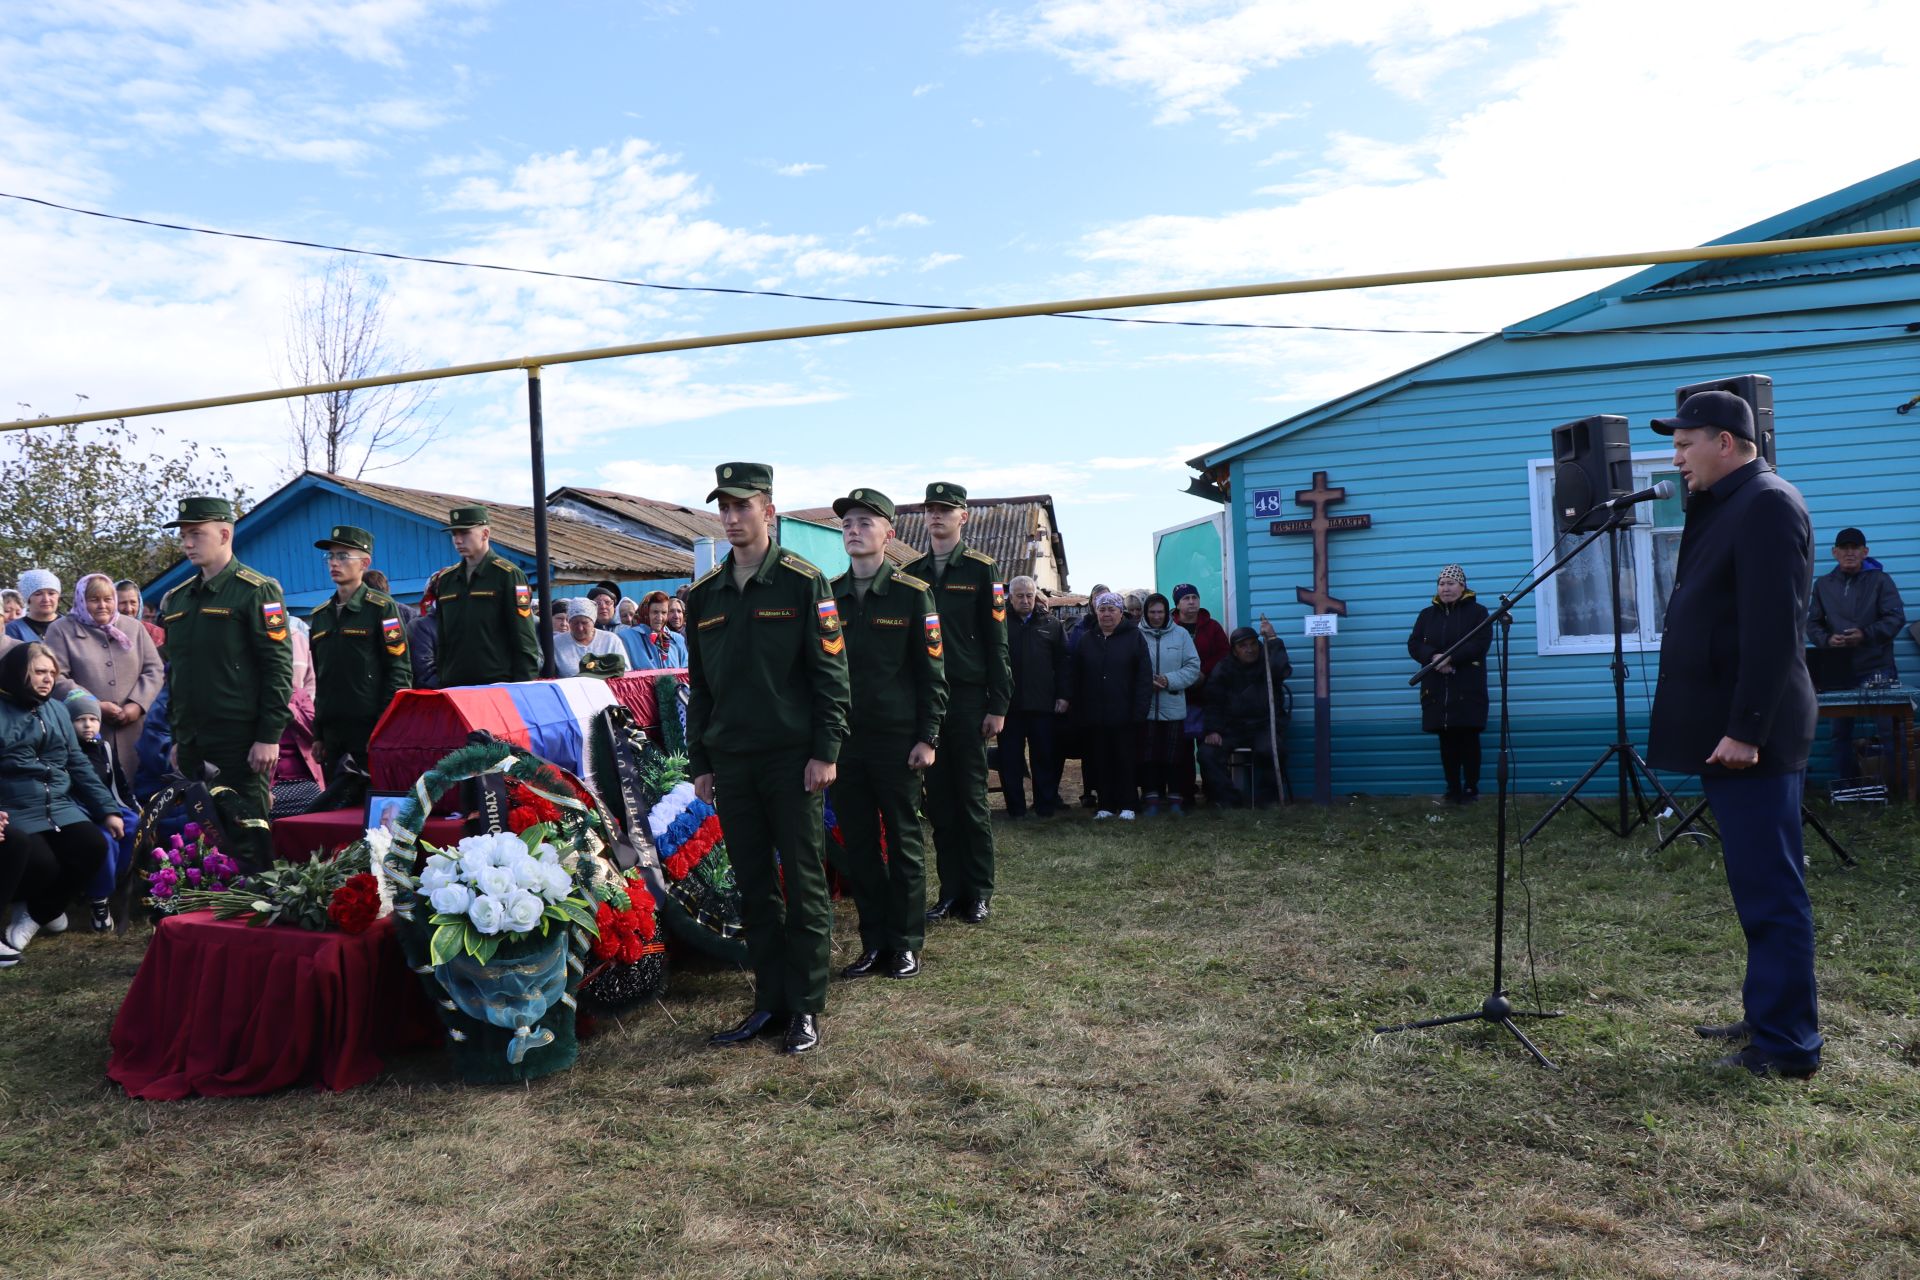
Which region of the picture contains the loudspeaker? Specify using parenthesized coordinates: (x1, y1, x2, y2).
(1552, 414, 1632, 533)
(1676, 373, 1775, 468)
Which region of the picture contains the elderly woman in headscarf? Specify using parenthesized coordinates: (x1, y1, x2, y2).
(554, 597, 626, 677)
(43, 572, 165, 766)
(7, 569, 62, 641)
(0, 642, 124, 963)
(1407, 564, 1492, 804)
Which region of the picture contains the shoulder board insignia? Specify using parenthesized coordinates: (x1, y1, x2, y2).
(489, 556, 515, 571)
(691, 564, 724, 589)
(366, 591, 392, 607)
(963, 549, 996, 567)
(235, 567, 269, 587)
(779, 554, 821, 579)
(890, 570, 929, 592)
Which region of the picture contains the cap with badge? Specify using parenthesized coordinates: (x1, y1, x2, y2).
(445, 504, 491, 530)
(314, 525, 374, 554)
(1650, 389, 1754, 440)
(706, 461, 774, 502)
(832, 487, 896, 521)
(164, 496, 238, 528)
(922, 481, 968, 509)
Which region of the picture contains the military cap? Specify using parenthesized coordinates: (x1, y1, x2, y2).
(164, 495, 237, 527)
(445, 504, 491, 530)
(1650, 389, 1754, 441)
(832, 487, 896, 521)
(706, 461, 773, 502)
(314, 524, 374, 554)
(922, 481, 968, 509)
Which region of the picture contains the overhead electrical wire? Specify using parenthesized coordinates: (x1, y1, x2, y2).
(4, 189, 1915, 341)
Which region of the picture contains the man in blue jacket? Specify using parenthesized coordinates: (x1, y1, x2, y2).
(1806, 526, 1906, 780)
(1647, 390, 1820, 1079)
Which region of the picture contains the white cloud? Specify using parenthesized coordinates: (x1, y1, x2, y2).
(917, 252, 964, 271)
(879, 212, 932, 229)
(912, 81, 940, 96)
(775, 161, 826, 177)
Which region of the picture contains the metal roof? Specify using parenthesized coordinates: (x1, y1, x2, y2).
(545, 486, 723, 547)
(317, 473, 692, 579)
(1639, 187, 1920, 296)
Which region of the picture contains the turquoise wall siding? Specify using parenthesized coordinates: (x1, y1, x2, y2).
(1233, 326, 1920, 798)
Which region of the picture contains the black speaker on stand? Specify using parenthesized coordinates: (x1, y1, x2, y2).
(1551, 414, 1632, 532)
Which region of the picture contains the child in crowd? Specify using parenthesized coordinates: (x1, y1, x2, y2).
(66, 691, 139, 931)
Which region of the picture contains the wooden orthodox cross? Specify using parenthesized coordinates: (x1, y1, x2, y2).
(1269, 471, 1372, 804)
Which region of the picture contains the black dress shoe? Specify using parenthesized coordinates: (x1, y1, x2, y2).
(783, 1012, 820, 1054)
(960, 899, 990, 924)
(1713, 1045, 1817, 1079)
(707, 1010, 787, 1047)
(841, 949, 886, 979)
(1694, 1018, 1753, 1041)
(886, 949, 920, 980)
(925, 897, 955, 922)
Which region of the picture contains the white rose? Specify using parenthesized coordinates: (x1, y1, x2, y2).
(510, 856, 546, 892)
(458, 847, 494, 882)
(428, 883, 473, 917)
(467, 894, 506, 935)
(476, 864, 515, 898)
(488, 832, 526, 866)
(501, 889, 545, 933)
(538, 863, 573, 902)
(418, 857, 457, 893)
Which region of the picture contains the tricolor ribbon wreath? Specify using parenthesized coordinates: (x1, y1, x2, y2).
(647, 781, 725, 883)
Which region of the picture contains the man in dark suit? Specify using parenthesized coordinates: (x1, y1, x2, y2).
(1647, 390, 1821, 1080)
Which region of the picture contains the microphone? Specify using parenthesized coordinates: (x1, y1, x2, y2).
(1599, 479, 1675, 511)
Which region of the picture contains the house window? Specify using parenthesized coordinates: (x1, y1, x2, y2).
(1526, 455, 1685, 654)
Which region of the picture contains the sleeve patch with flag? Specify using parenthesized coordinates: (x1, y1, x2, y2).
(382, 615, 407, 655)
(816, 598, 841, 633)
(262, 600, 288, 641)
(991, 581, 1006, 622)
(925, 613, 944, 659)
(514, 583, 532, 617)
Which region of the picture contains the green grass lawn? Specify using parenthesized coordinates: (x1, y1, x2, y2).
(3, 796, 1918, 1279)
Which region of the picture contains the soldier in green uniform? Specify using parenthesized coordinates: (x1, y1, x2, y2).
(158, 496, 294, 868)
(909, 483, 1012, 925)
(428, 505, 543, 686)
(685, 462, 851, 1055)
(308, 525, 412, 799)
(825, 489, 947, 982)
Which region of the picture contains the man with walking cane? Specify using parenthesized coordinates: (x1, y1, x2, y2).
(1198, 618, 1293, 807)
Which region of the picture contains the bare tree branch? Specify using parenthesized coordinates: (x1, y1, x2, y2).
(280, 258, 448, 478)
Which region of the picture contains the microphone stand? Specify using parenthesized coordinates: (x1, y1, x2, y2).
(1374, 523, 1624, 1068)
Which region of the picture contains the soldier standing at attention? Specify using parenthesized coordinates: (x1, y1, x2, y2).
(308, 525, 412, 799)
(826, 489, 948, 983)
(686, 462, 851, 1055)
(158, 497, 293, 868)
(429, 505, 543, 686)
(909, 483, 1012, 925)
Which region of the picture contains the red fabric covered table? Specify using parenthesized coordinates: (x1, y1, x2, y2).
(107, 911, 441, 1099)
(271, 808, 467, 862)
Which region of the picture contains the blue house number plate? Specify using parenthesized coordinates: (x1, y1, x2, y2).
(1250, 489, 1285, 518)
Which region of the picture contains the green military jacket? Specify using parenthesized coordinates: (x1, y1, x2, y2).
(309, 583, 413, 744)
(905, 540, 1013, 716)
(160, 557, 295, 746)
(684, 540, 852, 776)
(430, 553, 542, 687)
(830, 560, 949, 746)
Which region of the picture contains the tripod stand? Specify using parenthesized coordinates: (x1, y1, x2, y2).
(1373, 526, 1638, 1069)
(1523, 514, 1702, 845)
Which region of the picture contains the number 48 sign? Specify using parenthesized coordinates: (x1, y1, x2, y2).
(1250, 488, 1285, 518)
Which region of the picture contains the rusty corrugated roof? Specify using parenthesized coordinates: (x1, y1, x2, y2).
(547, 486, 724, 546)
(319, 472, 692, 580)
(782, 495, 1068, 584)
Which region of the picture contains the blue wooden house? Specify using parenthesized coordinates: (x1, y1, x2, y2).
(144, 472, 693, 613)
(1186, 158, 1920, 796)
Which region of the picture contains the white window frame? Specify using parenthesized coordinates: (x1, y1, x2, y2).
(1525, 451, 1681, 657)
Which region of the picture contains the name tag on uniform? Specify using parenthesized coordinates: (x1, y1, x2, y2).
(873, 616, 908, 628)
(698, 614, 727, 631)
(343, 627, 370, 636)
(470, 590, 496, 598)
(163, 611, 186, 623)
(755, 608, 797, 620)
(944, 583, 976, 593)
(200, 607, 233, 617)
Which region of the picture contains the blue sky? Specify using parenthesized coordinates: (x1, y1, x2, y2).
(4, 0, 1916, 589)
